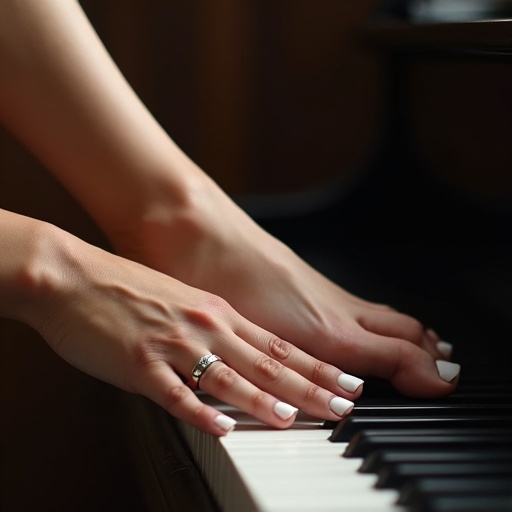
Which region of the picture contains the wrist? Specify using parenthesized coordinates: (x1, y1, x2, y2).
(104, 166, 218, 267)
(0, 215, 73, 331)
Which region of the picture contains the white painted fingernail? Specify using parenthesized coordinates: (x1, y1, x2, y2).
(436, 341, 453, 358)
(214, 414, 237, 432)
(330, 396, 354, 417)
(337, 373, 364, 393)
(274, 401, 298, 420)
(436, 360, 461, 382)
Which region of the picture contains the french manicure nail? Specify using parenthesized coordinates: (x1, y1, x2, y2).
(436, 341, 453, 358)
(436, 360, 461, 383)
(330, 396, 354, 417)
(274, 401, 298, 420)
(214, 414, 237, 432)
(337, 373, 364, 393)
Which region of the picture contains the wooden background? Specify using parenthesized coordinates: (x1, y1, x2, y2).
(1, 1, 510, 511)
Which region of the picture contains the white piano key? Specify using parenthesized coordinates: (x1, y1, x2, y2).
(179, 399, 405, 512)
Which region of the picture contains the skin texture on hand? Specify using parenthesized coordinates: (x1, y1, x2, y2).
(108, 177, 460, 400)
(1, 211, 360, 436)
(0, 0, 460, 438)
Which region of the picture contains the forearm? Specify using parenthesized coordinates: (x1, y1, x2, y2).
(0, 0, 203, 236)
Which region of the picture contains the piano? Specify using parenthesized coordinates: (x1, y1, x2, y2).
(123, 5, 512, 512)
(126, 363, 512, 512)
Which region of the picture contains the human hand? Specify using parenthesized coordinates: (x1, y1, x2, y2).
(29, 225, 361, 436)
(109, 178, 460, 399)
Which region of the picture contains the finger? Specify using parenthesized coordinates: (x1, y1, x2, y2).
(358, 309, 424, 343)
(343, 290, 397, 312)
(207, 338, 355, 422)
(357, 309, 445, 359)
(136, 363, 237, 436)
(197, 360, 308, 428)
(198, 358, 354, 426)
(237, 327, 364, 400)
(334, 328, 461, 399)
(349, 299, 450, 359)
(168, 347, 306, 428)
(425, 328, 454, 360)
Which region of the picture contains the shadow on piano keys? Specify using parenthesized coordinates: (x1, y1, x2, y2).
(125, 362, 512, 512)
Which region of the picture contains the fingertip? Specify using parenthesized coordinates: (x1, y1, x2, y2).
(421, 330, 450, 360)
(337, 373, 364, 394)
(273, 401, 298, 421)
(329, 396, 354, 417)
(436, 360, 461, 383)
(214, 414, 237, 434)
(186, 405, 239, 437)
(140, 367, 236, 436)
(436, 341, 454, 359)
(392, 357, 461, 398)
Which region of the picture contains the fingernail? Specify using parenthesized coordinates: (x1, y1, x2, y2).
(436, 360, 461, 383)
(425, 328, 440, 342)
(214, 414, 237, 432)
(436, 341, 453, 359)
(274, 401, 298, 420)
(337, 373, 364, 393)
(330, 396, 354, 417)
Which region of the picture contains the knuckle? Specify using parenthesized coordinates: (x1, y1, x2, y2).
(163, 385, 189, 411)
(212, 366, 238, 391)
(255, 355, 284, 382)
(304, 384, 322, 403)
(190, 403, 210, 423)
(132, 339, 160, 368)
(250, 392, 268, 411)
(132, 336, 180, 370)
(267, 336, 292, 361)
(203, 293, 232, 311)
(186, 294, 234, 329)
(184, 307, 220, 331)
(391, 339, 419, 379)
(311, 361, 331, 384)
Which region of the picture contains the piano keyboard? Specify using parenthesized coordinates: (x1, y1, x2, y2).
(177, 365, 512, 512)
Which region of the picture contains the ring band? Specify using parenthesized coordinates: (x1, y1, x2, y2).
(190, 354, 222, 390)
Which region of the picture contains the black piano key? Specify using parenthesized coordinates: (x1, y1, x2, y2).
(321, 394, 512, 424)
(357, 367, 512, 403)
(323, 397, 512, 430)
(408, 494, 512, 512)
(375, 461, 512, 489)
(350, 403, 512, 417)
(331, 415, 512, 442)
(341, 429, 512, 457)
(398, 476, 512, 506)
(359, 449, 512, 473)
(324, 364, 512, 511)
(353, 393, 512, 407)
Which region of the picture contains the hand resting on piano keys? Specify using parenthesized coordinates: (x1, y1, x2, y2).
(0, 0, 460, 439)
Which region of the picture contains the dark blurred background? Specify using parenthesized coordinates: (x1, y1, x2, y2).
(1, 1, 511, 510)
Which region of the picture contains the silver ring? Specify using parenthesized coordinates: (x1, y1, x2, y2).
(190, 354, 222, 390)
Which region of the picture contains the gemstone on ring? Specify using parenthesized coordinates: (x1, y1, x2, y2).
(190, 354, 223, 389)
